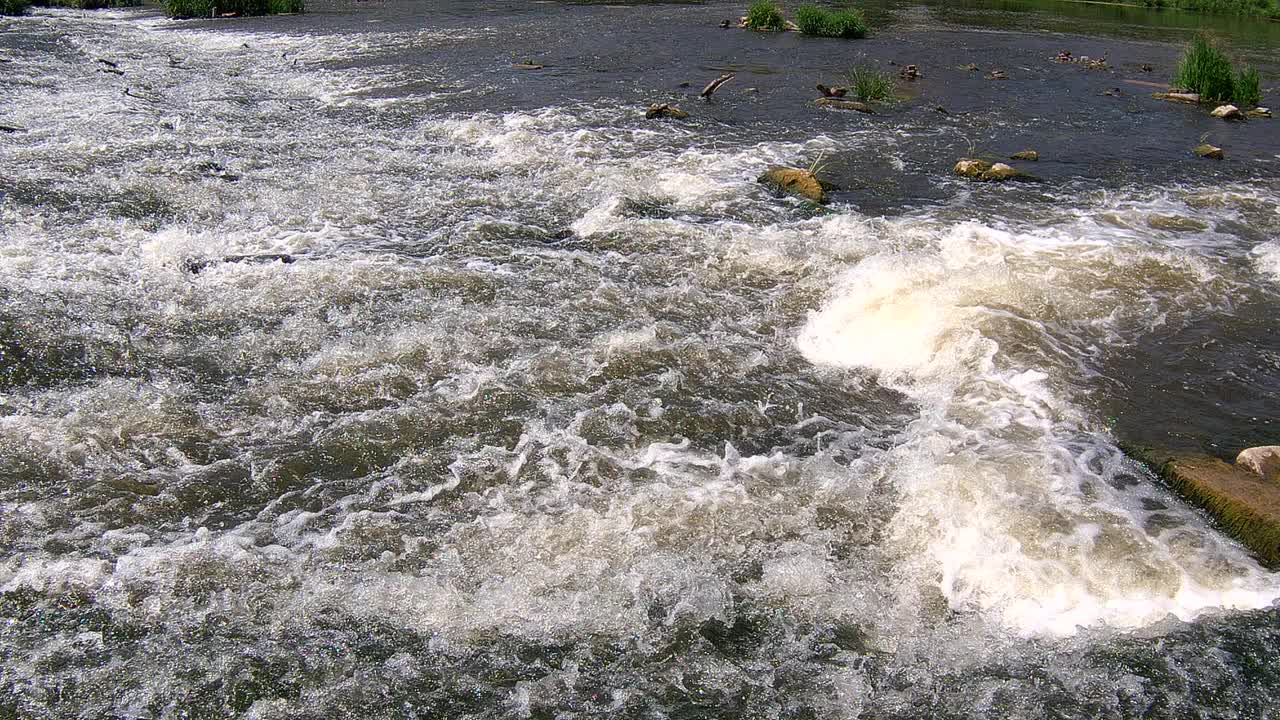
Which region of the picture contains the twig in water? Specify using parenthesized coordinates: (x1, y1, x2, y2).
(700, 73, 736, 99)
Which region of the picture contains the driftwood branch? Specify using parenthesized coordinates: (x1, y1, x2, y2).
(700, 73, 735, 99)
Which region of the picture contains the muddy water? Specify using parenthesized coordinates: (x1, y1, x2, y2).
(2, 1, 1280, 718)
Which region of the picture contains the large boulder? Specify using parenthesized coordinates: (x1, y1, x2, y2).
(1126, 446, 1280, 568)
(758, 167, 832, 203)
(1237, 446, 1280, 482)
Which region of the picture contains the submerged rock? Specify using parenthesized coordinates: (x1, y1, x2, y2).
(1126, 446, 1280, 568)
(645, 103, 689, 120)
(1237, 447, 1280, 482)
(1194, 143, 1224, 160)
(1010, 150, 1039, 161)
(814, 97, 874, 113)
(1147, 215, 1209, 232)
(1211, 104, 1244, 121)
(758, 167, 833, 203)
(954, 159, 1023, 182)
(1247, 107, 1272, 119)
(511, 63, 544, 70)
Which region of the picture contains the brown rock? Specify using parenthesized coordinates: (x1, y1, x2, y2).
(645, 103, 689, 120)
(758, 167, 832, 203)
(814, 97, 874, 113)
(1194, 143, 1224, 160)
(1009, 150, 1039, 161)
(954, 159, 1023, 181)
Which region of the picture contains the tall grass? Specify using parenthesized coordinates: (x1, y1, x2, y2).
(1173, 35, 1265, 106)
(846, 66, 895, 102)
(165, 0, 302, 17)
(1, 0, 30, 14)
(744, 0, 786, 31)
(795, 4, 868, 38)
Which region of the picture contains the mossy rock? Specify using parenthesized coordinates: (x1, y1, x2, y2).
(953, 159, 1025, 182)
(1126, 445, 1280, 568)
(814, 97, 875, 113)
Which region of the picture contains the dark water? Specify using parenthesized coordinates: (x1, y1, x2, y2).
(2, 1, 1280, 718)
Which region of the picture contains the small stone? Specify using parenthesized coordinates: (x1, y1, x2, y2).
(1194, 143, 1224, 160)
(1010, 150, 1039, 161)
(512, 63, 544, 70)
(1246, 107, 1272, 119)
(1211, 104, 1244, 120)
(1237, 447, 1280, 482)
(645, 103, 689, 120)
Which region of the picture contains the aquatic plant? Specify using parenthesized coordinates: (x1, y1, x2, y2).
(1174, 35, 1235, 102)
(846, 66, 895, 102)
(0, 0, 30, 14)
(1173, 35, 1265, 107)
(1234, 66, 1261, 107)
(164, 0, 303, 19)
(744, 0, 786, 31)
(794, 4, 868, 38)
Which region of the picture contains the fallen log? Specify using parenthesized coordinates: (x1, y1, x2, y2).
(701, 73, 735, 99)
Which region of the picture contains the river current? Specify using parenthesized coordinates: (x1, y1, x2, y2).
(2, 1, 1280, 717)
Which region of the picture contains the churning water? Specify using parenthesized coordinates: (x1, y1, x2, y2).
(2, 1, 1280, 717)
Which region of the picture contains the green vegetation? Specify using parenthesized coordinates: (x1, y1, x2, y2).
(1, 0, 30, 14)
(1143, 0, 1280, 19)
(1173, 35, 1264, 107)
(846, 66, 895, 102)
(745, 0, 786, 30)
(30, 0, 141, 8)
(795, 4, 868, 38)
(164, 0, 303, 18)
(1235, 66, 1261, 107)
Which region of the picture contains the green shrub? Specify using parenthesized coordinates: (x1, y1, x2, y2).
(846, 66, 895, 102)
(1173, 35, 1265, 106)
(745, 0, 786, 31)
(1234, 66, 1261, 106)
(795, 4, 868, 38)
(1, 0, 30, 14)
(30, 0, 141, 8)
(164, 0, 302, 18)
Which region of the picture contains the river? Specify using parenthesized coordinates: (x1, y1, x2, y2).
(2, 1, 1279, 717)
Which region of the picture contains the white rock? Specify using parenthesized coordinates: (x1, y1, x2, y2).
(1211, 104, 1243, 120)
(1236, 446, 1280, 482)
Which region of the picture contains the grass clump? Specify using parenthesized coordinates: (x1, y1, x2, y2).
(795, 4, 868, 38)
(1173, 35, 1265, 106)
(1234, 66, 1261, 107)
(846, 66, 895, 102)
(164, 0, 302, 18)
(1, 0, 30, 14)
(745, 0, 786, 31)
